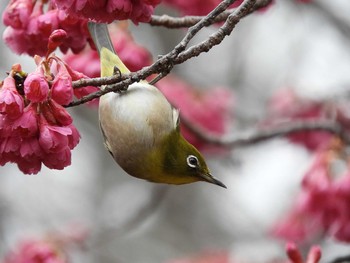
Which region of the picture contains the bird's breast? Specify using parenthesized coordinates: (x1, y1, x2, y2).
(98, 82, 175, 174)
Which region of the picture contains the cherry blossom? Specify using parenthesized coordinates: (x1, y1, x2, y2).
(3, 239, 67, 263)
(2, 0, 91, 56)
(0, 31, 84, 174)
(273, 139, 350, 242)
(52, 0, 161, 24)
(0, 75, 24, 119)
(24, 69, 50, 103)
(286, 243, 321, 263)
(267, 88, 333, 151)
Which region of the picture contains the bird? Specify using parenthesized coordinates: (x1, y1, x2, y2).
(88, 22, 226, 188)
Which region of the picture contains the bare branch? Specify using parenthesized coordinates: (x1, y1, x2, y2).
(182, 118, 350, 147)
(68, 0, 261, 107)
(149, 0, 272, 28)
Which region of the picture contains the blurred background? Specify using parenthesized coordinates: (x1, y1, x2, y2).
(1, 0, 350, 262)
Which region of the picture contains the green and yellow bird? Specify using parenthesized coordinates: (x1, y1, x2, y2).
(88, 22, 226, 188)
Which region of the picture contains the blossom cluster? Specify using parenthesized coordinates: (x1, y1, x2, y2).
(0, 30, 94, 174)
(268, 89, 333, 151)
(2, 0, 92, 57)
(286, 243, 321, 263)
(268, 88, 350, 242)
(2, 225, 88, 263)
(53, 0, 162, 24)
(273, 138, 350, 242)
(3, 239, 67, 263)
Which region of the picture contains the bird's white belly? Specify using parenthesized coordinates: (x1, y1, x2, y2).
(98, 82, 174, 164)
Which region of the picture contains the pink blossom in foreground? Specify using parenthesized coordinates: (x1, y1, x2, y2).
(3, 239, 67, 263)
(64, 24, 152, 78)
(51, 65, 74, 106)
(273, 139, 350, 242)
(0, 37, 84, 174)
(2, 0, 34, 29)
(167, 251, 231, 263)
(157, 76, 234, 152)
(65, 66, 100, 106)
(0, 75, 24, 119)
(285, 243, 321, 263)
(24, 69, 50, 103)
(267, 88, 332, 151)
(2, 0, 91, 57)
(52, 0, 161, 24)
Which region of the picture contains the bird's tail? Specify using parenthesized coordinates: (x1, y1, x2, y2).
(88, 22, 130, 77)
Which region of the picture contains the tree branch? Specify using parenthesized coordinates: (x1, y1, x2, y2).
(182, 119, 350, 147)
(68, 0, 261, 107)
(149, 0, 272, 28)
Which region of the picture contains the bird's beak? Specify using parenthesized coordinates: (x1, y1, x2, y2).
(200, 173, 227, 188)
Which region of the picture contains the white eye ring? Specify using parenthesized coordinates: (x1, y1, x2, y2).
(187, 155, 199, 168)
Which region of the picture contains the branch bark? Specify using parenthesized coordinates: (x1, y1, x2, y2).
(149, 0, 272, 28)
(182, 119, 350, 147)
(68, 0, 261, 107)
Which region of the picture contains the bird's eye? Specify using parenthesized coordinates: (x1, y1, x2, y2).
(187, 155, 199, 168)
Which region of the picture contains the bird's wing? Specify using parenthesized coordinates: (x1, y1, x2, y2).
(172, 108, 180, 131)
(88, 22, 130, 76)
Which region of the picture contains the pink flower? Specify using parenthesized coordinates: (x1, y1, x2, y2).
(64, 66, 100, 106)
(3, 26, 38, 56)
(43, 147, 71, 170)
(0, 63, 81, 175)
(157, 76, 234, 152)
(57, 11, 90, 54)
(53, 0, 160, 24)
(16, 154, 43, 174)
(51, 65, 74, 106)
(3, 1, 91, 57)
(38, 114, 80, 154)
(39, 115, 72, 153)
(267, 88, 332, 151)
(3, 239, 67, 263)
(273, 140, 350, 242)
(27, 10, 60, 37)
(286, 243, 321, 263)
(0, 75, 24, 119)
(41, 100, 73, 126)
(67, 124, 80, 149)
(12, 103, 39, 137)
(2, 0, 34, 29)
(47, 29, 68, 55)
(0, 136, 21, 157)
(24, 70, 50, 103)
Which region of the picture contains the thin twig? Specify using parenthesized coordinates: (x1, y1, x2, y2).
(149, 0, 272, 28)
(182, 119, 350, 147)
(68, 0, 262, 107)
